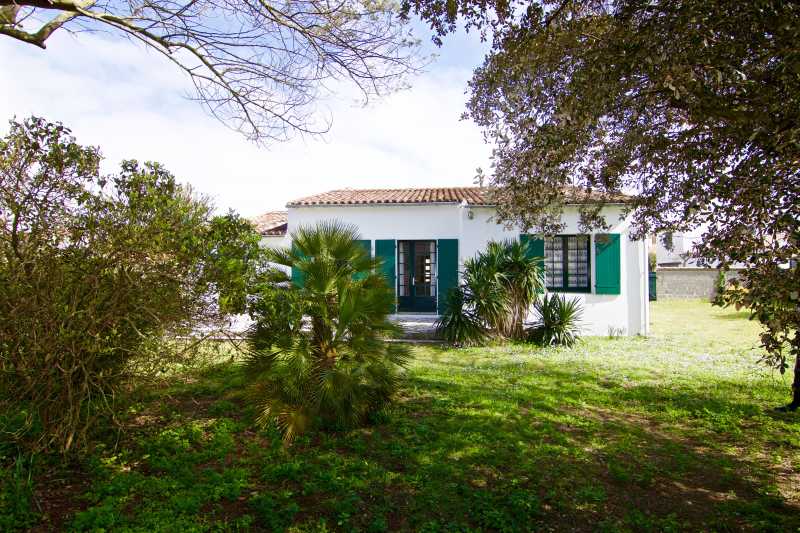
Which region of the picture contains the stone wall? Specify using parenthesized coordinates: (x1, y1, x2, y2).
(655, 268, 742, 300)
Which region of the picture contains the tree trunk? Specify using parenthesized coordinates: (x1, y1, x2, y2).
(779, 344, 800, 412)
(788, 351, 800, 411)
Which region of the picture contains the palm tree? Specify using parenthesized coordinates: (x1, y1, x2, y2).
(245, 221, 408, 443)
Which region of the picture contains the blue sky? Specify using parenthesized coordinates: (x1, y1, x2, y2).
(0, 19, 492, 216)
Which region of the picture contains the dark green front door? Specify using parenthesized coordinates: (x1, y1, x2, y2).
(397, 240, 437, 312)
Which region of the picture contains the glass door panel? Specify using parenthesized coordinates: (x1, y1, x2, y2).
(397, 240, 437, 312)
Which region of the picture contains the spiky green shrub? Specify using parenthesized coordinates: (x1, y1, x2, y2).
(528, 293, 584, 347)
(435, 288, 487, 346)
(438, 239, 544, 344)
(245, 222, 409, 443)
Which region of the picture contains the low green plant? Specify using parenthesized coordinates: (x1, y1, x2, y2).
(245, 222, 409, 443)
(711, 270, 727, 306)
(528, 293, 584, 347)
(435, 288, 487, 346)
(0, 455, 37, 531)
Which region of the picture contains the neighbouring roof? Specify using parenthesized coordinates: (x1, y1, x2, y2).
(251, 210, 288, 236)
(285, 186, 629, 207)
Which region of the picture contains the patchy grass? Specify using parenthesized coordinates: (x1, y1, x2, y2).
(3, 299, 799, 531)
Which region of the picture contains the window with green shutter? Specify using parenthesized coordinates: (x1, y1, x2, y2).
(529, 235, 591, 293)
(521, 234, 546, 294)
(594, 233, 621, 295)
(520, 234, 545, 269)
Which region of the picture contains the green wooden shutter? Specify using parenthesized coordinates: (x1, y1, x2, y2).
(290, 242, 305, 288)
(521, 234, 545, 292)
(521, 234, 545, 271)
(437, 239, 459, 313)
(354, 240, 371, 280)
(595, 233, 621, 295)
(375, 240, 396, 304)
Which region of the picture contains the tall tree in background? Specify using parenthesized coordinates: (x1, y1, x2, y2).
(402, 0, 800, 409)
(0, 0, 420, 142)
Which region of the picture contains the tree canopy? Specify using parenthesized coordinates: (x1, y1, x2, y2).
(403, 0, 800, 407)
(0, 0, 421, 142)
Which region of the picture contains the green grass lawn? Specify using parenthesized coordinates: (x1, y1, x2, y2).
(3, 300, 800, 532)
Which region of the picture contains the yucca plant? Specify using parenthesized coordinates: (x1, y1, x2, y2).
(444, 239, 544, 343)
(462, 251, 509, 337)
(529, 293, 584, 347)
(494, 239, 545, 339)
(435, 287, 487, 346)
(245, 222, 409, 443)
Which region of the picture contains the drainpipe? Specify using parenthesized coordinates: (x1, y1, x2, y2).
(458, 200, 467, 279)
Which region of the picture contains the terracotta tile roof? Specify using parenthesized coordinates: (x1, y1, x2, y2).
(286, 186, 629, 207)
(251, 210, 288, 236)
(286, 187, 489, 207)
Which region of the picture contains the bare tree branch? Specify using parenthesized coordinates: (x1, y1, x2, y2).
(0, 0, 422, 142)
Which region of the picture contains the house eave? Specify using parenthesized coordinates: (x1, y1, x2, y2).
(285, 201, 629, 209)
(286, 201, 471, 208)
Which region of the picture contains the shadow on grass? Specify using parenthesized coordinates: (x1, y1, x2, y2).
(147, 361, 799, 530)
(715, 310, 754, 321)
(321, 365, 800, 531)
(12, 359, 799, 532)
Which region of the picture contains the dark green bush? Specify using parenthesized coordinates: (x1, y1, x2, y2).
(0, 455, 37, 531)
(0, 117, 263, 453)
(437, 239, 544, 345)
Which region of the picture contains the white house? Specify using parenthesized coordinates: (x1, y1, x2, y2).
(652, 228, 712, 268)
(253, 187, 650, 336)
(652, 228, 746, 269)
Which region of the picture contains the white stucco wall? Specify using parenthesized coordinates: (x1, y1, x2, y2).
(461, 205, 648, 336)
(260, 235, 291, 275)
(283, 203, 649, 336)
(260, 235, 289, 249)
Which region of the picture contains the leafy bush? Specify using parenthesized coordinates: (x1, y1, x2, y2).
(437, 239, 544, 344)
(245, 222, 409, 442)
(0, 455, 37, 531)
(712, 272, 749, 310)
(711, 270, 727, 306)
(0, 117, 263, 453)
(528, 293, 584, 347)
(435, 288, 487, 346)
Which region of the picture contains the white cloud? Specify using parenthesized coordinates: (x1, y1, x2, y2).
(0, 28, 491, 216)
